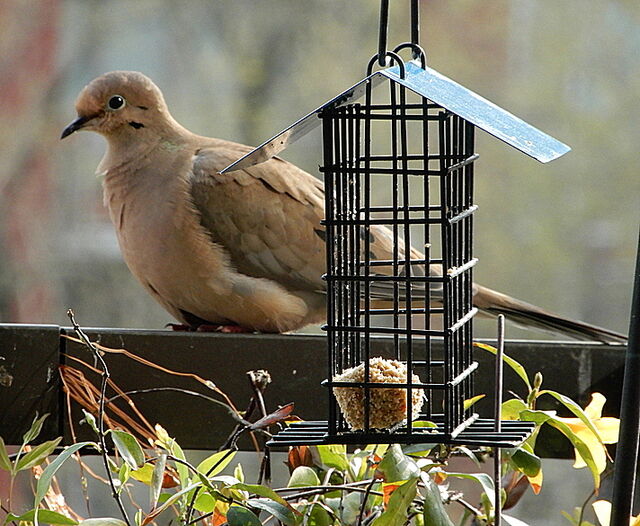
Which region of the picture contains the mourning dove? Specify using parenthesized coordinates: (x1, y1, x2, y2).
(61, 71, 626, 343)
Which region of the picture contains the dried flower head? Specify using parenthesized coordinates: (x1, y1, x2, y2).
(332, 357, 425, 430)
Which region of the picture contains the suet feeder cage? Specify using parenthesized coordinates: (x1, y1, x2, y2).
(223, 1, 569, 449)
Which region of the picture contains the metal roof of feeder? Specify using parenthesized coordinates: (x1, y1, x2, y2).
(221, 60, 570, 174)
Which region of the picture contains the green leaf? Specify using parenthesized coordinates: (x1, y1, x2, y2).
(170, 441, 189, 487)
(6, 510, 78, 525)
(308, 504, 333, 526)
(151, 454, 166, 508)
(226, 506, 262, 526)
(0, 436, 13, 471)
(231, 482, 294, 510)
(196, 449, 236, 477)
(422, 474, 455, 526)
(313, 444, 349, 471)
(520, 409, 601, 489)
(80, 410, 100, 435)
(377, 444, 421, 483)
(17, 437, 63, 472)
(464, 394, 486, 410)
(501, 399, 528, 420)
(372, 478, 418, 526)
(474, 342, 531, 390)
(401, 443, 435, 457)
(130, 464, 154, 485)
(509, 447, 541, 477)
(118, 463, 131, 492)
(192, 493, 216, 513)
(111, 430, 145, 470)
(445, 472, 495, 506)
(539, 390, 604, 445)
(146, 481, 202, 521)
(288, 465, 320, 487)
(247, 498, 297, 526)
(77, 520, 128, 526)
(23, 413, 50, 445)
(35, 442, 97, 526)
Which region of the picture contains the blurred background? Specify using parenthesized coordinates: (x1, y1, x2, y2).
(1, 0, 639, 339)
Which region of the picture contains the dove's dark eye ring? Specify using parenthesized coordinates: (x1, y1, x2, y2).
(107, 95, 126, 111)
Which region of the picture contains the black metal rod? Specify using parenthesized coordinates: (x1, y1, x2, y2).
(411, 0, 420, 50)
(378, 0, 390, 66)
(610, 226, 640, 525)
(494, 315, 505, 526)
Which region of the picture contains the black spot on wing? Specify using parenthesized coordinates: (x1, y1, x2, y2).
(314, 229, 326, 242)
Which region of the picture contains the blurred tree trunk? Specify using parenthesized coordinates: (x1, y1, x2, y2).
(0, 0, 61, 322)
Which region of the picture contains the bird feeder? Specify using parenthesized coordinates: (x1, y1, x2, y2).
(223, 3, 569, 449)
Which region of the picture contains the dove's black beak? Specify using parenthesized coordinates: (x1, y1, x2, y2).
(60, 115, 91, 139)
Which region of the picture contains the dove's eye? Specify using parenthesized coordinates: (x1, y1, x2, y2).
(107, 95, 126, 111)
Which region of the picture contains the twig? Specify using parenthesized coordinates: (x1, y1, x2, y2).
(184, 448, 238, 525)
(105, 387, 249, 427)
(356, 477, 380, 526)
(61, 334, 240, 413)
(67, 309, 132, 526)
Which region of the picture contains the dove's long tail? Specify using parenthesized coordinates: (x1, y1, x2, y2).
(472, 285, 627, 344)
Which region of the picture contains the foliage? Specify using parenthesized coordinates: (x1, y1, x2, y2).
(0, 336, 624, 526)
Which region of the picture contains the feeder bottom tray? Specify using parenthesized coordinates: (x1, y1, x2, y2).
(266, 417, 535, 448)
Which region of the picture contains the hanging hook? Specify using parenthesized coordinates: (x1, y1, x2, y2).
(377, 0, 390, 67)
(393, 42, 427, 68)
(367, 51, 406, 78)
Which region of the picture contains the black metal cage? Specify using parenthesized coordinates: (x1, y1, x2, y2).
(320, 65, 478, 442)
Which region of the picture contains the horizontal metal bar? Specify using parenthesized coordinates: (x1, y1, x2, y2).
(327, 380, 451, 390)
(449, 308, 479, 334)
(364, 307, 445, 315)
(447, 153, 480, 173)
(448, 361, 479, 387)
(324, 274, 445, 283)
(447, 258, 479, 278)
(361, 205, 442, 213)
(363, 258, 441, 267)
(449, 205, 478, 224)
(323, 216, 445, 226)
(320, 166, 445, 177)
(324, 324, 446, 337)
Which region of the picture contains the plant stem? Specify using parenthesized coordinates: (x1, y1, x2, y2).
(67, 309, 132, 526)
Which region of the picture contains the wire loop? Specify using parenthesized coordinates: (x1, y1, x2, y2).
(393, 42, 427, 69)
(367, 51, 406, 79)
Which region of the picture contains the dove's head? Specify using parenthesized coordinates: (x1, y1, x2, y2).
(61, 71, 171, 140)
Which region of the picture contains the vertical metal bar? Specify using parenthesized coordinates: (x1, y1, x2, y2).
(335, 113, 345, 375)
(355, 104, 362, 364)
(390, 78, 400, 359)
(399, 84, 413, 432)
(423, 96, 432, 420)
(465, 123, 476, 413)
(322, 111, 337, 436)
(363, 82, 373, 432)
(439, 110, 452, 433)
(610, 226, 640, 526)
(494, 315, 505, 526)
(348, 105, 358, 370)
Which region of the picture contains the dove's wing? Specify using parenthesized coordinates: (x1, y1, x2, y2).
(189, 140, 328, 293)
